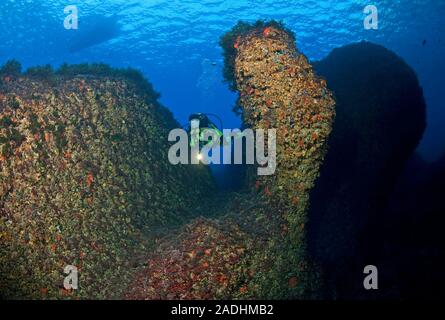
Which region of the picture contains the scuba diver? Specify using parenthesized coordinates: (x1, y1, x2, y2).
(184, 113, 224, 150)
(183, 112, 251, 165)
(184, 113, 247, 189)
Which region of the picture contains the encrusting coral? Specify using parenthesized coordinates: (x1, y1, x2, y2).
(0, 61, 214, 299)
(224, 21, 336, 298)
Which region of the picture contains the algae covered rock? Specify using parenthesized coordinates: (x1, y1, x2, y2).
(126, 216, 255, 300)
(220, 21, 335, 298)
(0, 62, 214, 299)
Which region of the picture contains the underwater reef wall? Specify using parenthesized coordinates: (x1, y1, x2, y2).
(307, 42, 426, 298)
(0, 62, 214, 299)
(224, 21, 336, 298)
(127, 21, 335, 300)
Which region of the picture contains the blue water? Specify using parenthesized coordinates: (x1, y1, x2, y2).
(1, 0, 444, 161)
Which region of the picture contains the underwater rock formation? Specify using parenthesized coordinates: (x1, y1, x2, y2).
(221, 21, 335, 298)
(127, 21, 335, 300)
(126, 216, 256, 299)
(307, 42, 426, 298)
(0, 62, 214, 299)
